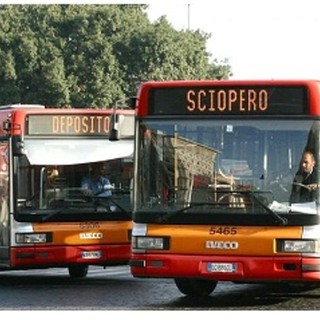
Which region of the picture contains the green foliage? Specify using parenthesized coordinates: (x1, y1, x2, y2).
(0, 4, 232, 108)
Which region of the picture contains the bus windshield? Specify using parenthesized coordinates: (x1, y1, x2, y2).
(16, 137, 134, 220)
(136, 118, 320, 216)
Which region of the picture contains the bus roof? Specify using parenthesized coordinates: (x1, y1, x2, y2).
(137, 79, 320, 87)
(0, 104, 45, 110)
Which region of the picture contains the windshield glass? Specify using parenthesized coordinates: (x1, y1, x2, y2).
(15, 138, 134, 219)
(136, 119, 320, 216)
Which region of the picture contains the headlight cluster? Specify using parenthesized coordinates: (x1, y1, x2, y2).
(15, 233, 52, 244)
(277, 239, 319, 253)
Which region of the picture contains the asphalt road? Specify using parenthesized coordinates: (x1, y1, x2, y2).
(0, 265, 319, 314)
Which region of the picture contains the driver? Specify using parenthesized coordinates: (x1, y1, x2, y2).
(81, 162, 113, 197)
(289, 151, 319, 203)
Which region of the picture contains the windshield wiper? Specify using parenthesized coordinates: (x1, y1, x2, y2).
(42, 206, 73, 221)
(92, 196, 131, 217)
(214, 189, 287, 225)
(42, 198, 110, 221)
(246, 191, 288, 225)
(157, 190, 287, 225)
(157, 202, 215, 223)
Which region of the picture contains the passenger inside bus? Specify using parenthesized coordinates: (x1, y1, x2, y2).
(289, 151, 319, 203)
(81, 161, 113, 197)
(47, 166, 59, 188)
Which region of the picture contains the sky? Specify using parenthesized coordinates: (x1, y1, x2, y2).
(146, 0, 320, 80)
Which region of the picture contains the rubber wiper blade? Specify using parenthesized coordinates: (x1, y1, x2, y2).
(157, 202, 213, 222)
(108, 197, 131, 217)
(42, 207, 70, 221)
(248, 191, 288, 225)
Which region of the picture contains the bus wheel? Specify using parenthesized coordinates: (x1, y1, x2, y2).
(68, 265, 89, 278)
(174, 278, 217, 297)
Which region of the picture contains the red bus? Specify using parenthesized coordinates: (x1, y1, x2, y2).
(130, 79, 320, 296)
(0, 104, 134, 278)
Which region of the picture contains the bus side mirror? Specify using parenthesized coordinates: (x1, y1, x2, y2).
(128, 97, 136, 109)
(109, 97, 136, 141)
(12, 135, 25, 156)
(109, 128, 119, 141)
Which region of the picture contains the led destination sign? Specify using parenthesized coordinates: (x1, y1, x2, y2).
(27, 114, 111, 136)
(149, 86, 308, 115)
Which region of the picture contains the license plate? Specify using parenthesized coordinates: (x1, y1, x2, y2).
(81, 251, 102, 259)
(207, 262, 236, 273)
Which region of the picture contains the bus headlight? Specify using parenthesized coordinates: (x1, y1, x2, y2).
(15, 233, 52, 244)
(277, 239, 319, 253)
(132, 236, 169, 250)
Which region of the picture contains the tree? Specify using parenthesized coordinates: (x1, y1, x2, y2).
(0, 4, 232, 108)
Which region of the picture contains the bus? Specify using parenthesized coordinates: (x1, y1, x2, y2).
(130, 79, 320, 296)
(0, 104, 134, 278)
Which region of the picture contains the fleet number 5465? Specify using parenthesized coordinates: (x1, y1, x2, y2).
(209, 226, 237, 235)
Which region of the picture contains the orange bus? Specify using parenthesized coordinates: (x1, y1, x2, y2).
(0, 104, 134, 278)
(130, 79, 320, 296)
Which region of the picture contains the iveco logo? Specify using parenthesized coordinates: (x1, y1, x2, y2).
(80, 232, 103, 239)
(205, 240, 239, 250)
